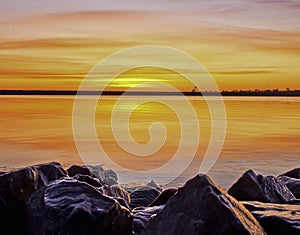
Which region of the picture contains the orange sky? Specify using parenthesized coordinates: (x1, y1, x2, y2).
(0, 1, 300, 91)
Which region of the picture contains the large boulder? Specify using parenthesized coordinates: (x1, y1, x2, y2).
(279, 176, 300, 199)
(141, 174, 266, 235)
(26, 178, 132, 235)
(243, 201, 300, 235)
(133, 206, 164, 234)
(130, 186, 161, 209)
(228, 170, 295, 203)
(149, 188, 177, 206)
(67, 165, 92, 177)
(0, 162, 67, 234)
(279, 168, 300, 179)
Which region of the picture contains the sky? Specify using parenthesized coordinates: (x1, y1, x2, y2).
(0, 0, 300, 91)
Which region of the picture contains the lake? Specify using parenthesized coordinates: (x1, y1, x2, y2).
(0, 95, 299, 188)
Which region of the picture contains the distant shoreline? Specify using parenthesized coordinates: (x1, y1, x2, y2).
(0, 90, 300, 96)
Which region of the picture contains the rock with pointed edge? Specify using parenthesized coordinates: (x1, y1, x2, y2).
(228, 170, 295, 203)
(141, 174, 266, 235)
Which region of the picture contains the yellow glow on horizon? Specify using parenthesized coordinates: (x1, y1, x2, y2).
(0, 11, 299, 91)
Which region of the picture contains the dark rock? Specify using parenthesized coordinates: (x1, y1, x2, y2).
(228, 170, 295, 203)
(26, 178, 132, 235)
(279, 176, 300, 199)
(67, 165, 92, 177)
(141, 174, 266, 235)
(36, 162, 67, 188)
(99, 184, 130, 206)
(0, 167, 36, 234)
(243, 201, 300, 235)
(279, 168, 300, 179)
(149, 188, 177, 206)
(133, 206, 164, 234)
(0, 162, 67, 234)
(72, 174, 102, 187)
(130, 186, 161, 209)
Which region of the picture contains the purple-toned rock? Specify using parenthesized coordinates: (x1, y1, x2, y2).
(279, 176, 300, 199)
(0, 162, 67, 234)
(228, 170, 295, 203)
(243, 201, 300, 235)
(36, 162, 67, 188)
(279, 168, 300, 179)
(149, 188, 177, 206)
(130, 186, 161, 209)
(72, 174, 102, 187)
(26, 178, 132, 235)
(133, 206, 164, 234)
(141, 174, 266, 235)
(67, 165, 92, 177)
(99, 184, 130, 207)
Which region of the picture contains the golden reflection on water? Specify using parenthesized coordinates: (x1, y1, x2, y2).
(0, 96, 299, 186)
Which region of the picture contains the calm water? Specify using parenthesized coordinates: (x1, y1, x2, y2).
(0, 95, 299, 188)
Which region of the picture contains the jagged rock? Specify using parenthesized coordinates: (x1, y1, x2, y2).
(149, 188, 177, 206)
(133, 206, 164, 234)
(26, 178, 132, 235)
(67, 165, 92, 177)
(72, 174, 102, 187)
(86, 165, 104, 180)
(279, 168, 300, 179)
(103, 169, 118, 185)
(130, 186, 161, 209)
(99, 184, 130, 207)
(228, 170, 295, 203)
(243, 201, 300, 235)
(0, 162, 67, 234)
(36, 162, 67, 188)
(141, 174, 266, 235)
(279, 176, 300, 199)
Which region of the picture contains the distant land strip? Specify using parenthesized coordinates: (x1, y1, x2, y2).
(0, 90, 300, 96)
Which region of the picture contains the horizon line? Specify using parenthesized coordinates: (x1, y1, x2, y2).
(0, 89, 300, 97)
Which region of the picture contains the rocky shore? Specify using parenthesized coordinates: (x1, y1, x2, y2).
(0, 162, 299, 235)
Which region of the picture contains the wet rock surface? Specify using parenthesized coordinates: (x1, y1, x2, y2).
(243, 201, 300, 235)
(133, 206, 165, 234)
(279, 176, 300, 199)
(141, 174, 266, 235)
(26, 178, 132, 235)
(130, 186, 161, 209)
(1, 163, 300, 235)
(228, 170, 295, 203)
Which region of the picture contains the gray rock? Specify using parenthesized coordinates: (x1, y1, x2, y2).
(278, 176, 300, 199)
(26, 178, 132, 235)
(243, 201, 300, 235)
(130, 186, 161, 209)
(279, 168, 300, 179)
(141, 174, 266, 235)
(133, 206, 164, 234)
(228, 170, 295, 203)
(99, 184, 130, 207)
(103, 169, 118, 185)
